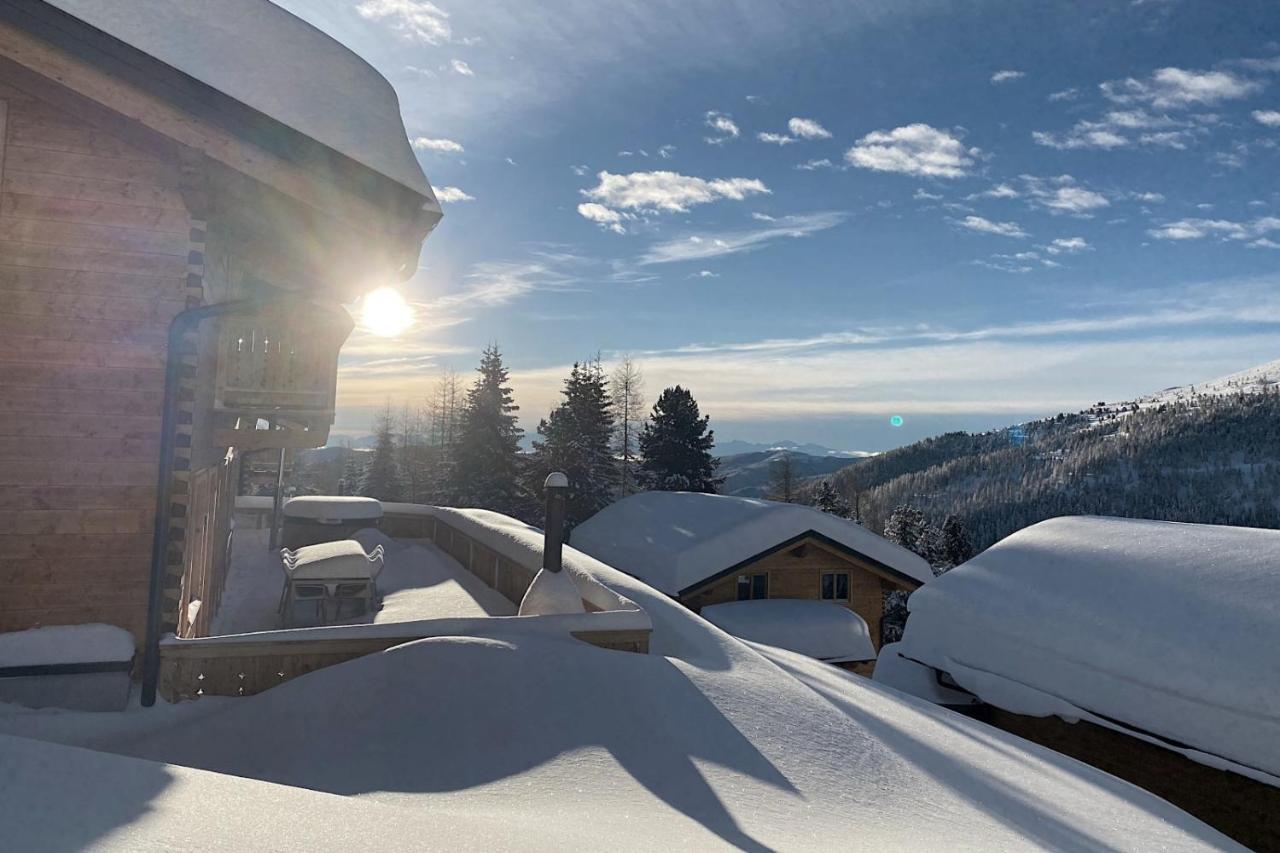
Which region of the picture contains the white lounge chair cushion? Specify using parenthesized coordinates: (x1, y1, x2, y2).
(281, 540, 384, 580)
(283, 496, 383, 522)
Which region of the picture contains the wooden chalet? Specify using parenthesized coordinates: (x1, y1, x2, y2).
(0, 0, 440, 699)
(570, 491, 935, 652)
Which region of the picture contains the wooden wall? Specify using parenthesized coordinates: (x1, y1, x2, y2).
(680, 537, 915, 650)
(0, 78, 193, 645)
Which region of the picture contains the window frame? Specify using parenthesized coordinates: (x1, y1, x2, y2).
(821, 571, 851, 602)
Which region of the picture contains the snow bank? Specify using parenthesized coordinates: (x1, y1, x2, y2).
(572, 491, 933, 594)
(115, 627, 1239, 850)
(0, 732, 579, 852)
(0, 624, 134, 667)
(872, 643, 981, 706)
(897, 516, 1280, 784)
(701, 599, 875, 662)
(284, 496, 382, 521)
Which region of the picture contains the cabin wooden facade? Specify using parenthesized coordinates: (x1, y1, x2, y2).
(679, 532, 921, 651)
(0, 2, 439, 669)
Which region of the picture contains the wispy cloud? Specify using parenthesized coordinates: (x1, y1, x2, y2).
(1254, 110, 1280, 127)
(990, 70, 1025, 84)
(796, 158, 836, 171)
(1022, 175, 1110, 215)
(580, 170, 768, 215)
(435, 186, 475, 203)
(957, 215, 1028, 238)
(1101, 66, 1262, 109)
(450, 58, 475, 76)
(789, 117, 832, 139)
(1045, 236, 1090, 254)
(412, 137, 464, 153)
(356, 0, 451, 44)
(1148, 216, 1280, 247)
(577, 202, 627, 234)
(640, 211, 846, 264)
(704, 111, 741, 144)
(846, 124, 978, 178)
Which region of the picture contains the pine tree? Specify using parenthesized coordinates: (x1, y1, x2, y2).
(814, 479, 852, 517)
(942, 514, 975, 567)
(452, 344, 525, 515)
(883, 505, 927, 552)
(339, 445, 365, 496)
(530, 359, 618, 526)
(638, 386, 722, 493)
(360, 406, 404, 501)
(610, 355, 646, 497)
(767, 452, 798, 502)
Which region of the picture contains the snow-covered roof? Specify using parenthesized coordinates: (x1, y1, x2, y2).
(571, 491, 934, 594)
(0, 508, 1243, 850)
(41, 0, 435, 200)
(701, 599, 876, 662)
(0, 624, 134, 667)
(896, 516, 1280, 786)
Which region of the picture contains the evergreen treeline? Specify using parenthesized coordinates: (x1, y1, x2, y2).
(820, 389, 1280, 553)
(295, 347, 721, 527)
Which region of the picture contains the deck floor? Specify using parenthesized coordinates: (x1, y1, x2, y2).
(209, 526, 516, 637)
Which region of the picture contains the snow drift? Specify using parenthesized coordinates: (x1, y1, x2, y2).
(701, 599, 875, 662)
(895, 515, 1280, 784)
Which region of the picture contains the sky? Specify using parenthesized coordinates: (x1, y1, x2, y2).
(274, 0, 1280, 452)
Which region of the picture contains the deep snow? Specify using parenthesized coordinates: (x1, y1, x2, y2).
(701, 599, 875, 662)
(895, 515, 1280, 785)
(0, 624, 135, 666)
(571, 491, 933, 594)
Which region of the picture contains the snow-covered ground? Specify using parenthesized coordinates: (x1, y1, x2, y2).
(0, 511, 1247, 851)
(891, 516, 1280, 786)
(1142, 356, 1280, 406)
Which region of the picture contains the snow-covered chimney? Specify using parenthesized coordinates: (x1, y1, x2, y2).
(518, 472, 584, 616)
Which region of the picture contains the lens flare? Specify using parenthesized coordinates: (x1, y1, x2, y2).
(359, 287, 414, 337)
(889, 415, 905, 427)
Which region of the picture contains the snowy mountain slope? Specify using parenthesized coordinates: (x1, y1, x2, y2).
(1142, 357, 1280, 406)
(717, 449, 855, 497)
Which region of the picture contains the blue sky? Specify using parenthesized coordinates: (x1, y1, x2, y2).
(275, 0, 1280, 451)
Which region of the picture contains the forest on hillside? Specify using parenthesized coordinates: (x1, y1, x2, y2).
(819, 390, 1280, 551)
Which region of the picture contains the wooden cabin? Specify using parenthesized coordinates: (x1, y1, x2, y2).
(570, 491, 933, 651)
(0, 1, 439, 672)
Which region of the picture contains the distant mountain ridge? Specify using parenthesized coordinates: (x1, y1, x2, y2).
(715, 439, 875, 458)
(716, 449, 855, 498)
(812, 357, 1280, 552)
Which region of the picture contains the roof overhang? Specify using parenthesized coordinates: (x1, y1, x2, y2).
(0, 3, 440, 286)
(678, 529, 927, 598)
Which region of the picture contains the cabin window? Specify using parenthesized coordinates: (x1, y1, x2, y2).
(736, 573, 769, 600)
(821, 572, 850, 601)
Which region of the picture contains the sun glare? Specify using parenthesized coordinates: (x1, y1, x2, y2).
(359, 286, 414, 337)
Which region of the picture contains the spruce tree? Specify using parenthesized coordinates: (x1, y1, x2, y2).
(360, 408, 404, 501)
(339, 446, 365, 496)
(530, 359, 618, 526)
(814, 480, 853, 517)
(942, 514, 975, 567)
(883, 505, 927, 552)
(638, 386, 722, 493)
(452, 344, 525, 515)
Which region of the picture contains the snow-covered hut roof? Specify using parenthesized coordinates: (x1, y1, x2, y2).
(896, 515, 1280, 785)
(39, 0, 434, 199)
(571, 492, 934, 594)
(701, 599, 876, 662)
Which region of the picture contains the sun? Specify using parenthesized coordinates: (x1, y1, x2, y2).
(359, 286, 414, 337)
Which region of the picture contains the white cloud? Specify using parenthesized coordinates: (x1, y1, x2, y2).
(411, 137, 464, 153)
(1148, 216, 1280, 242)
(1048, 87, 1079, 102)
(694, 270, 720, 278)
(450, 59, 474, 76)
(913, 189, 943, 201)
(796, 158, 835, 171)
(1032, 108, 1201, 151)
(356, 0, 451, 44)
(971, 183, 1019, 200)
(571, 164, 589, 176)
(704, 111, 741, 144)
(1249, 238, 1280, 250)
(581, 170, 769, 213)
(1046, 237, 1090, 254)
(957, 215, 1029, 238)
(641, 211, 845, 264)
(990, 70, 1025, 84)
(1022, 176, 1110, 215)
(788, 117, 832, 139)
(657, 145, 677, 159)
(757, 132, 797, 145)
(1101, 67, 1261, 109)
(577, 202, 627, 234)
(435, 186, 475, 203)
(845, 124, 978, 179)
(1253, 110, 1280, 127)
